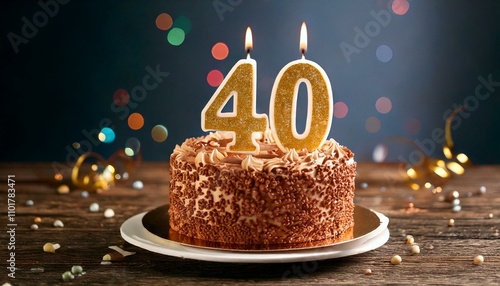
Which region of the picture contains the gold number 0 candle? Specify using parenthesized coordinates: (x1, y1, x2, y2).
(201, 28, 269, 154)
(270, 23, 333, 152)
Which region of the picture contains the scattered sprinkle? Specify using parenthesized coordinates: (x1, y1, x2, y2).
(101, 261, 112, 265)
(62, 271, 74, 281)
(448, 218, 455, 227)
(90, 203, 100, 212)
(391, 255, 402, 265)
(54, 173, 63, 181)
(34, 217, 42, 223)
(452, 199, 460, 206)
(30, 267, 44, 273)
(132, 180, 144, 190)
(360, 182, 368, 189)
(57, 184, 70, 194)
(408, 203, 414, 209)
(473, 255, 484, 265)
(488, 213, 493, 219)
(102, 252, 124, 262)
(43, 242, 60, 253)
(364, 268, 372, 275)
(478, 186, 486, 195)
(31, 224, 39, 230)
(25, 199, 34, 206)
(453, 205, 462, 212)
(104, 208, 115, 218)
(446, 191, 459, 202)
(53, 220, 64, 228)
(411, 245, 420, 255)
(81, 191, 89, 198)
(71, 265, 83, 274)
(109, 245, 136, 257)
(405, 235, 414, 244)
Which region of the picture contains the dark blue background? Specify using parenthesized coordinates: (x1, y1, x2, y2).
(1, 0, 499, 165)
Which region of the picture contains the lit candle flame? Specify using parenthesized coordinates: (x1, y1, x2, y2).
(300, 22, 307, 57)
(245, 27, 253, 57)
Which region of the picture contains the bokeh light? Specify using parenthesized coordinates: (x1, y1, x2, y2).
(212, 42, 229, 60)
(151, 125, 168, 142)
(128, 113, 144, 130)
(405, 118, 422, 134)
(113, 89, 129, 107)
(365, 116, 381, 133)
(375, 97, 392, 114)
(174, 15, 192, 34)
(207, 70, 224, 87)
(333, 102, 349, 119)
(155, 13, 173, 31)
(167, 28, 185, 46)
(376, 45, 393, 62)
(373, 143, 389, 162)
(392, 0, 410, 16)
(98, 127, 115, 143)
(125, 137, 141, 157)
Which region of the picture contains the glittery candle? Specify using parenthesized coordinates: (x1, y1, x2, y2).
(270, 23, 333, 152)
(201, 27, 268, 154)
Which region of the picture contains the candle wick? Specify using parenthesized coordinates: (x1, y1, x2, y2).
(301, 49, 305, 59)
(247, 49, 251, 59)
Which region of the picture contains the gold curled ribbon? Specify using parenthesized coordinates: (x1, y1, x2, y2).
(443, 105, 465, 159)
(443, 105, 470, 172)
(71, 152, 115, 191)
(377, 105, 471, 191)
(408, 105, 471, 190)
(67, 148, 143, 192)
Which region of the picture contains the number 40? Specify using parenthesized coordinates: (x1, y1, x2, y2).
(202, 58, 333, 154)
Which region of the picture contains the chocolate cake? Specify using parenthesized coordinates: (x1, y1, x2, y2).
(168, 131, 356, 245)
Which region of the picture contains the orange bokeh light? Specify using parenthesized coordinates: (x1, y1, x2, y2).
(156, 13, 173, 31)
(128, 113, 145, 130)
(212, 42, 229, 60)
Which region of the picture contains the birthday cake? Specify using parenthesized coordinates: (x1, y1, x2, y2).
(168, 131, 356, 245)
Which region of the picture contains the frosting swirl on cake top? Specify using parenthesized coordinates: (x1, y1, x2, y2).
(171, 131, 354, 173)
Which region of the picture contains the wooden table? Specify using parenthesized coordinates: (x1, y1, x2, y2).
(1, 162, 499, 285)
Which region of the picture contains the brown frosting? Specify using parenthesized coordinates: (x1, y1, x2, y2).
(169, 131, 356, 245)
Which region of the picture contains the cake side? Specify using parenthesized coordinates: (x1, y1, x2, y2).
(169, 131, 356, 245)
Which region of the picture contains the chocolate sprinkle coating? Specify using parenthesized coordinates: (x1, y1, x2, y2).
(169, 132, 356, 245)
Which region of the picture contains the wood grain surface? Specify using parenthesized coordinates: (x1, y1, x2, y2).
(0, 162, 499, 285)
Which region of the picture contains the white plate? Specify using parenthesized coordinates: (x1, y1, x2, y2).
(120, 206, 389, 263)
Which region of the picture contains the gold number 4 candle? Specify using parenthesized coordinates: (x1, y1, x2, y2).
(201, 27, 269, 154)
